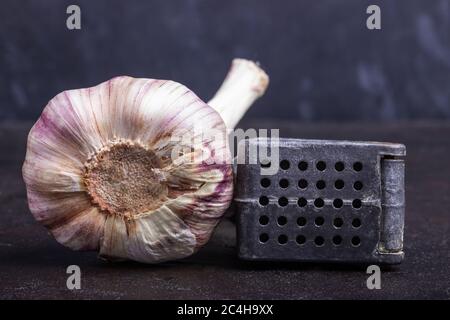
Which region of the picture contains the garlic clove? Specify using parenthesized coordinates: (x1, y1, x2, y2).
(23, 59, 268, 263)
(25, 189, 105, 251)
(51, 207, 106, 251)
(100, 206, 196, 263)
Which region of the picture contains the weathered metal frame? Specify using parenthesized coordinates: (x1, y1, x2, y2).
(235, 138, 406, 264)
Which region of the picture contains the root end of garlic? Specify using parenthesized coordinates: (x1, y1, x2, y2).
(83, 140, 168, 217)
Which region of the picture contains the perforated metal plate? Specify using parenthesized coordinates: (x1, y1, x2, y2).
(235, 138, 406, 264)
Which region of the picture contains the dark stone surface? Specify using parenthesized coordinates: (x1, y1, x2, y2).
(1, 0, 450, 122)
(0, 120, 449, 299)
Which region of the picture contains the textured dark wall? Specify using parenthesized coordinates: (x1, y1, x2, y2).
(1, 0, 449, 122)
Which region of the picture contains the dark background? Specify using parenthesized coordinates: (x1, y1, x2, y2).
(1, 0, 449, 123)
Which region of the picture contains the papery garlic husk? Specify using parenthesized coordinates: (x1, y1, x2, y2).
(22, 59, 269, 263)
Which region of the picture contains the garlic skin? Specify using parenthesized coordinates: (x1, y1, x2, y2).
(22, 59, 269, 263)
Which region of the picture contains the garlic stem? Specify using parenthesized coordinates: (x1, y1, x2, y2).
(208, 59, 269, 130)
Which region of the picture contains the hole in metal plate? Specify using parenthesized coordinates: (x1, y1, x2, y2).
(259, 233, 269, 243)
(335, 161, 345, 172)
(279, 179, 289, 189)
(352, 199, 362, 209)
(260, 178, 271, 188)
(333, 217, 344, 228)
(315, 216, 325, 226)
(259, 215, 269, 226)
(316, 180, 326, 190)
(333, 198, 343, 209)
(298, 161, 308, 171)
(316, 161, 326, 171)
(353, 162, 363, 172)
(335, 179, 345, 190)
(353, 181, 363, 190)
(332, 235, 343, 245)
(278, 197, 288, 207)
(297, 197, 307, 207)
(297, 216, 307, 227)
(314, 198, 324, 208)
(278, 234, 288, 244)
(296, 235, 306, 245)
(314, 236, 325, 246)
(280, 160, 290, 170)
(277, 216, 287, 226)
(352, 218, 362, 228)
(298, 179, 308, 189)
(259, 196, 269, 206)
(351, 236, 361, 247)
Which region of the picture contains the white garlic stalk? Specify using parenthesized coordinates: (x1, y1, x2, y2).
(22, 58, 269, 263)
(208, 59, 269, 129)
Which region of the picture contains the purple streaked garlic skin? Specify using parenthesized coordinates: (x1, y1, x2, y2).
(22, 59, 269, 263)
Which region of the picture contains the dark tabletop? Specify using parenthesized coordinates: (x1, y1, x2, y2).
(0, 120, 449, 299)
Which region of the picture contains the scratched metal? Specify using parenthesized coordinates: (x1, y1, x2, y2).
(235, 138, 406, 264)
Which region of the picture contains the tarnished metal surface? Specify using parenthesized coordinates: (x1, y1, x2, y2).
(380, 159, 405, 252)
(235, 138, 406, 264)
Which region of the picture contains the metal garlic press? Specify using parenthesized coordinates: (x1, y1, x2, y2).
(235, 138, 406, 264)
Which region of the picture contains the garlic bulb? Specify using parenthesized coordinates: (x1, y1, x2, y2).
(22, 59, 269, 263)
